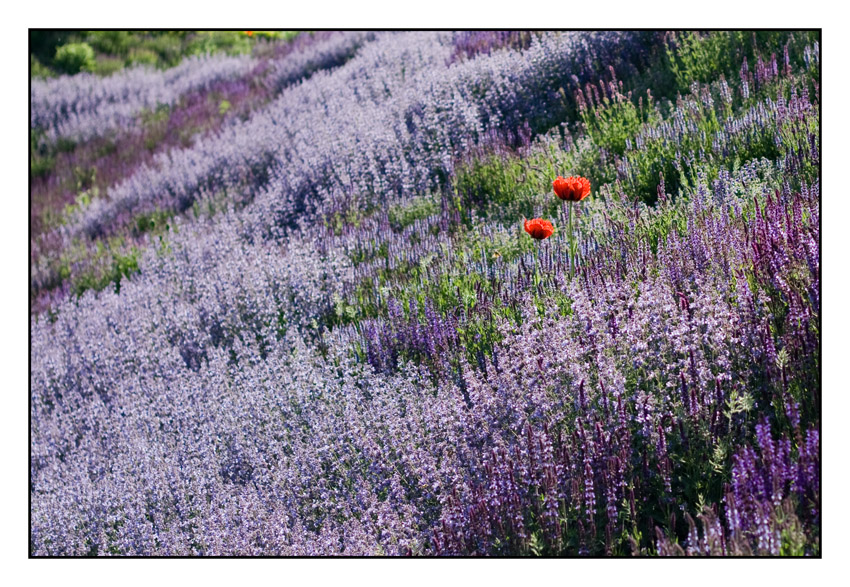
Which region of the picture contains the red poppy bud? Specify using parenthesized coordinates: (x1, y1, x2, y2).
(523, 218, 554, 240)
(553, 176, 591, 202)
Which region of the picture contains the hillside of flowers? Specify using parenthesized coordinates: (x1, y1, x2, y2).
(30, 30, 820, 556)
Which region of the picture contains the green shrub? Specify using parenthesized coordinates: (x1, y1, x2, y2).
(36, 30, 305, 78)
(187, 31, 251, 57)
(111, 249, 140, 292)
(30, 55, 53, 78)
(579, 88, 660, 156)
(145, 34, 186, 67)
(87, 31, 132, 55)
(665, 31, 739, 92)
(30, 153, 54, 178)
(126, 48, 159, 67)
(388, 195, 438, 231)
(54, 42, 96, 74)
(452, 154, 542, 225)
(67, 239, 141, 297)
(132, 209, 173, 236)
(663, 31, 819, 96)
(90, 56, 124, 76)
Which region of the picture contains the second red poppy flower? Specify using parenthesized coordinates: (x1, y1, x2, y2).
(524, 218, 554, 240)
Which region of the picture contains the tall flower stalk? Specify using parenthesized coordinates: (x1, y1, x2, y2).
(553, 176, 591, 278)
(567, 200, 575, 277)
(524, 217, 554, 291)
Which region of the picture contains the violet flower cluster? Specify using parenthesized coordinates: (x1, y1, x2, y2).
(31, 54, 256, 143)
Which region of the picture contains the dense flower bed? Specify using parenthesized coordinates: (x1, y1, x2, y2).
(30, 30, 820, 556)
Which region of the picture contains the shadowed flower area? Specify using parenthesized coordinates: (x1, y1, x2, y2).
(30, 30, 820, 556)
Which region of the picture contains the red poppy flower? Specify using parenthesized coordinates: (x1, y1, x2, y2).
(245, 31, 254, 37)
(553, 176, 591, 202)
(524, 218, 554, 240)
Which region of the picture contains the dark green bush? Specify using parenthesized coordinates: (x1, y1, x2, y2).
(30, 55, 52, 78)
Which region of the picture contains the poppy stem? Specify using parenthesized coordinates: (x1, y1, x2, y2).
(568, 201, 574, 279)
(535, 244, 541, 292)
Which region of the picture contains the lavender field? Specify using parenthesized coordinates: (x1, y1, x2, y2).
(29, 30, 820, 556)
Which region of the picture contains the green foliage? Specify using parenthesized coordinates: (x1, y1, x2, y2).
(71, 164, 97, 191)
(132, 209, 174, 236)
(87, 31, 133, 55)
(450, 32, 817, 214)
(453, 140, 595, 225)
(30, 30, 71, 70)
(454, 155, 523, 210)
(30, 131, 54, 179)
(665, 31, 740, 92)
(609, 78, 812, 204)
(388, 195, 439, 231)
(579, 87, 659, 156)
(139, 103, 171, 127)
(111, 249, 140, 292)
(43, 205, 178, 300)
(54, 42, 96, 74)
(63, 188, 96, 221)
(89, 56, 124, 76)
(137, 104, 172, 149)
(777, 501, 809, 556)
(126, 47, 159, 67)
(325, 206, 369, 236)
(57, 237, 141, 298)
(663, 30, 820, 95)
(30, 155, 55, 179)
(246, 31, 300, 41)
(30, 55, 53, 79)
(452, 153, 549, 226)
(141, 33, 188, 66)
(186, 31, 252, 58)
(86, 31, 187, 69)
(33, 30, 304, 78)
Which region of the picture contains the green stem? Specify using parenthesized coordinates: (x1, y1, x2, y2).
(535, 245, 540, 292)
(568, 201, 574, 279)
